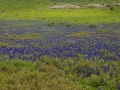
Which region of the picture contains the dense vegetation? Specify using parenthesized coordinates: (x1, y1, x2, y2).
(0, 0, 120, 90)
(0, 20, 120, 90)
(1, 57, 120, 90)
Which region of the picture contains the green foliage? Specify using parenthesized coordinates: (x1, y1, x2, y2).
(1, 60, 36, 69)
(0, 59, 81, 90)
(0, 62, 15, 73)
(89, 75, 101, 87)
(0, 57, 120, 90)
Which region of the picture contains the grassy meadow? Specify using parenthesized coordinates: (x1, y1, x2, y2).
(0, 0, 120, 24)
(1, 8, 120, 24)
(0, 0, 120, 90)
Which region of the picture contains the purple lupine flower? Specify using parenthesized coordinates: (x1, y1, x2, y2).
(110, 72, 113, 77)
(112, 64, 115, 68)
(113, 67, 116, 71)
(118, 84, 120, 90)
(78, 68, 82, 73)
(96, 67, 100, 75)
(9, 54, 14, 59)
(86, 66, 89, 72)
(85, 73, 89, 78)
(98, 88, 102, 90)
(78, 73, 80, 77)
(103, 66, 109, 73)
(90, 68, 94, 74)
(96, 71, 100, 76)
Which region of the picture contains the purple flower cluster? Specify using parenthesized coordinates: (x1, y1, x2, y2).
(77, 63, 118, 78)
(0, 21, 120, 90)
(0, 21, 120, 61)
(0, 32, 120, 61)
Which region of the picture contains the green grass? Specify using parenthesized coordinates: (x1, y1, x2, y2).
(1, 8, 120, 24)
(0, 0, 120, 24)
(1, 0, 120, 11)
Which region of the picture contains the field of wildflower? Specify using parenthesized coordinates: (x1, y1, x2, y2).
(0, 20, 120, 90)
(1, 0, 120, 90)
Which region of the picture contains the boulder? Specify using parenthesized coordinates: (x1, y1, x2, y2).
(86, 4, 104, 8)
(49, 4, 80, 9)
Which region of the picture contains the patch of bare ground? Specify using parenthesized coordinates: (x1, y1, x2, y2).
(86, 4, 104, 8)
(49, 3, 120, 9)
(86, 3, 120, 8)
(105, 3, 120, 7)
(49, 4, 80, 9)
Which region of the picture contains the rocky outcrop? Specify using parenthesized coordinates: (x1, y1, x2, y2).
(86, 4, 104, 8)
(49, 4, 80, 9)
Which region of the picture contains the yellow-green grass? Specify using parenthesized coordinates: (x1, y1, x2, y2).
(1, 58, 120, 90)
(1, 0, 120, 24)
(68, 31, 95, 37)
(0, 8, 120, 24)
(0, 42, 8, 47)
(0, 59, 81, 90)
(8, 34, 42, 39)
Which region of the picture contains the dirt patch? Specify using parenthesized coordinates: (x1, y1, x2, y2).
(49, 3, 120, 9)
(117, 3, 120, 6)
(86, 4, 104, 8)
(112, 3, 120, 7)
(49, 4, 80, 9)
(87, 3, 120, 8)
